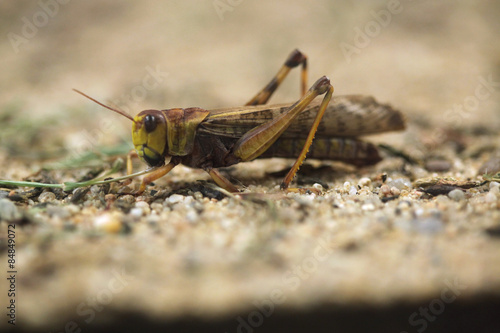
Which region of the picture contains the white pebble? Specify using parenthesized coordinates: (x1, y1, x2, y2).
(129, 207, 144, 217)
(414, 208, 424, 217)
(489, 185, 499, 196)
(47, 205, 71, 219)
(146, 214, 160, 225)
(413, 217, 444, 234)
(398, 200, 412, 209)
(167, 194, 185, 204)
(436, 195, 450, 204)
(448, 189, 465, 201)
(484, 192, 498, 203)
(349, 186, 358, 195)
(489, 181, 499, 189)
(388, 178, 411, 190)
(39, 191, 56, 203)
(361, 203, 375, 211)
(0, 199, 20, 221)
(358, 177, 371, 188)
(390, 187, 401, 196)
(380, 184, 391, 196)
(134, 201, 151, 215)
(135, 201, 150, 208)
(312, 183, 324, 191)
(150, 202, 163, 213)
(186, 210, 198, 223)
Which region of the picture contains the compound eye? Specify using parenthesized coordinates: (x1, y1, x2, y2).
(144, 114, 157, 132)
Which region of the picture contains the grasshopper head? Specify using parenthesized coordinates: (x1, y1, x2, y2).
(73, 89, 170, 167)
(132, 110, 168, 167)
(72, 90, 209, 168)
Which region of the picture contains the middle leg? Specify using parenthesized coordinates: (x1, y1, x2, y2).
(246, 49, 308, 106)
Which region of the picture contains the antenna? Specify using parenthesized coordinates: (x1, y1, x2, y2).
(73, 89, 134, 122)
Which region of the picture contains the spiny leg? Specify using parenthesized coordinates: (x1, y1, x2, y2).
(246, 49, 308, 106)
(229, 76, 333, 188)
(281, 83, 333, 189)
(136, 161, 177, 194)
(206, 168, 239, 193)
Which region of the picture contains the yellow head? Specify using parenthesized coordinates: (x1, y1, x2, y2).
(132, 110, 168, 167)
(73, 89, 169, 167)
(73, 90, 210, 168)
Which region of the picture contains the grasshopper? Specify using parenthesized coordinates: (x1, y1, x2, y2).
(75, 49, 405, 193)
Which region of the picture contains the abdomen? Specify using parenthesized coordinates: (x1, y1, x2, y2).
(259, 137, 382, 167)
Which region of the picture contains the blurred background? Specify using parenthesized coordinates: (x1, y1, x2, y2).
(1, 0, 499, 162)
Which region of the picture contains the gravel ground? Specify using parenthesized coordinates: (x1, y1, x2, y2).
(1, 1, 500, 332)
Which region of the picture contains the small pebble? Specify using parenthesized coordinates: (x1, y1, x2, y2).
(398, 200, 412, 209)
(436, 195, 450, 205)
(167, 194, 185, 204)
(146, 214, 160, 225)
(39, 191, 56, 203)
(118, 195, 135, 204)
(380, 184, 391, 197)
(66, 205, 80, 215)
(186, 209, 198, 223)
(0, 199, 20, 221)
(312, 183, 324, 191)
(489, 182, 499, 190)
(412, 217, 444, 234)
(358, 177, 371, 188)
(414, 207, 424, 217)
(425, 159, 452, 172)
(484, 192, 497, 203)
(90, 185, 101, 195)
(135, 201, 150, 209)
(47, 205, 71, 219)
(361, 203, 375, 211)
(94, 213, 123, 233)
(150, 202, 163, 213)
(388, 178, 412, 191)
(105, 194, 116, 203)
(129, 207, 144, 218)
(349, 186, 357, 195)
(294, 194, 315, 205)
(390, 187, 401, 196)
(448, 189, 465, 201)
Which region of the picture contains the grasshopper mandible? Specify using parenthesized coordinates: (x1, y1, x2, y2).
(74, 49, 405, 193)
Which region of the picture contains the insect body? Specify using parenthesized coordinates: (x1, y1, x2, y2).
(75, 49, 405, 193)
